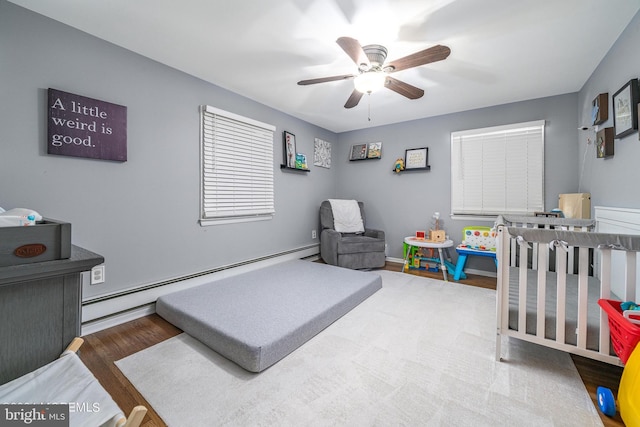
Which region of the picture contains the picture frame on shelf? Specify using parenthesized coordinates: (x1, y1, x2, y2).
(404, 147, 429, 169)
(349, 143, 368, 161)
(367, 142, 382, 159)
(612, 79, 638, 139)
(295, 153, 308, 170)
(283, 131, 296, 168)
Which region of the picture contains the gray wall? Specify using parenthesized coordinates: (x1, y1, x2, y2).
(336, 93, 580, 270)
(3, 0, 639, 296)
(578, 10, 640, 208)
(0, 1, 336, 299)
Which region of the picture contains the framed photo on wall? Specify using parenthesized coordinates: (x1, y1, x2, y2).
(596, 127, 614, 158)
(349, 143, 368, 161)
(404, 147, 429, 169)
(612, 79, 639, 139)
(283, 131, 296, 168)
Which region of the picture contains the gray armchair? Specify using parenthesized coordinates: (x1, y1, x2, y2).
(319, 200, 386, 269)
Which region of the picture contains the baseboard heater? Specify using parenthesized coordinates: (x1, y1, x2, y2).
(81, 244, 319, 335)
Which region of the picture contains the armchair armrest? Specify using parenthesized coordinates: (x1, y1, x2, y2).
(320, 229, 341, 265)
(364, 228, 385, 240)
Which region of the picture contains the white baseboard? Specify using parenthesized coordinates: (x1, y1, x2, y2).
(82, 304, 155, 336)
(82, 245, 319, 333)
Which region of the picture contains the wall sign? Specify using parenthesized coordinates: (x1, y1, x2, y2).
(48, 88, 127, 161)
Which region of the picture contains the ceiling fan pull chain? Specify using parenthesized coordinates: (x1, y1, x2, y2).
(368, 94, 371, 122)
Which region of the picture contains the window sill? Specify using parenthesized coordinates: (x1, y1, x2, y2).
(200, 215, 273, 226)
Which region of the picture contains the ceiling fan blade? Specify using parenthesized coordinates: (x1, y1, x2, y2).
(386, 45, 451, 73)
(297, 74, 355, 85)
(336, 37, 370, 69)
(385, 76, 424, 99)
(344, 89, 364, 109)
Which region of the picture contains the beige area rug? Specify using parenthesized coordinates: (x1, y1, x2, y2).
(116, 270, 602, 426)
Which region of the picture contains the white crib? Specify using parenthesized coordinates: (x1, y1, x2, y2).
(495, 215, 640, 366)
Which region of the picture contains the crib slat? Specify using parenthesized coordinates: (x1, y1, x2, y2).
(599, 249, 612, 357)
(625, 251, 637, 302)
(518, 243, 528, 332)
(556, 248, 567, 344)
(567, 225, 576, 274)
(536, 243, 548, 338)
(576, 247, 589, 350)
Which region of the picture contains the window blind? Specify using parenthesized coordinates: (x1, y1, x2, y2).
(200, 105, 275, 224)
(451, 120, 544, 216)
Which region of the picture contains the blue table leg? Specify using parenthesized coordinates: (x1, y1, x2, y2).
(454, 254, 468, 281)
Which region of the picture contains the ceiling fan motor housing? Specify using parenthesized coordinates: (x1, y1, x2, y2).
(362, 44, 388, 69)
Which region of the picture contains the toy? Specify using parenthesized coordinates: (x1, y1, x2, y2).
(393, 158, 405, 173)
(597, 342, 640, 425)
(427, 212, 446, 242)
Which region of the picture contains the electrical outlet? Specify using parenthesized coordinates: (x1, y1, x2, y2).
(312, 229, 317, 239)
(91, 265, 105, 285)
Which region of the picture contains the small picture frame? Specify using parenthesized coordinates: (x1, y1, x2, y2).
(404, 147, 429, 169)
(612, 79, 639, 139)
(592, 93, 608, 126)
(367, 142, 382, 159)
(283, 131, 296, 168)
(349, 143, 368, 161)
(295, 153, 308, 170)
(596, 127, 614, 158)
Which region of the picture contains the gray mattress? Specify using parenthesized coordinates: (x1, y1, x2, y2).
(156, 260, 382, 372)
(507, 267, 616, 351)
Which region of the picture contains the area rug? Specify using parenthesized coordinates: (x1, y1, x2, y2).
(116, 270, 603, 427)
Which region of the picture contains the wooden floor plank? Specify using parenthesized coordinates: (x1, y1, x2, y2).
(79, 262, 624, 427)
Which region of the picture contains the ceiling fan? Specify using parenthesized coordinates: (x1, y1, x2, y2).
(297, 37, 451, 109)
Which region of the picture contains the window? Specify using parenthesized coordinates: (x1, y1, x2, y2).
(451, 120, 544, 217)
(200, 105, 275, 225)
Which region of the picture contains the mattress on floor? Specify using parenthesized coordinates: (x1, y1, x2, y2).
(156, 260, 382, 372)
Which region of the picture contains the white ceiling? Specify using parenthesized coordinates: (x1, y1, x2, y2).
(9, 0, 640, 133)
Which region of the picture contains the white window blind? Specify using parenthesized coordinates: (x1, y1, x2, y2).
(451, 120, 544, 216)
(200, 105, 275, 225)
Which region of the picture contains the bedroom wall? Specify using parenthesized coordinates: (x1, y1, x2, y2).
(578, 9, 640, 210)
(336, 93, 580, 270)
(0, 1, 337, 299)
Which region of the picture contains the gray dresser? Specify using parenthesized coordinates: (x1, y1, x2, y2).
(0, 245, 103, 384)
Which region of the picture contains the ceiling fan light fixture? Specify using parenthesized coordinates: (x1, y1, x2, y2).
(354, 72, 387, 94)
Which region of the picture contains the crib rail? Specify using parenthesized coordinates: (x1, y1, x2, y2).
(496, 224, 640, 366)
(497, 215, 595, 272)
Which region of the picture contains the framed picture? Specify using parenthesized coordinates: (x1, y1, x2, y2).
(313, 138, 331, 168)
(612, 79, 638, 139)
(295, 153, 308, 170)
(349, 143, 368, 161)
(283, 131, 296, 168)
(404, 147, 429, 169)
(367, 142, 382, 159)
(591, 93, 608, 126)
(596, 127, 614, 158)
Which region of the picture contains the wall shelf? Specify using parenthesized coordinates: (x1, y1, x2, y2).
(393, 166, 431, 173)
(280, 164, 310, 173)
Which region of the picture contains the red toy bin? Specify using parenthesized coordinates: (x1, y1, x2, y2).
(598, 299, 640, 364)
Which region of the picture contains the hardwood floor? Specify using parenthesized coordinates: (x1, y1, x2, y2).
(79, 261, 625, 427)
